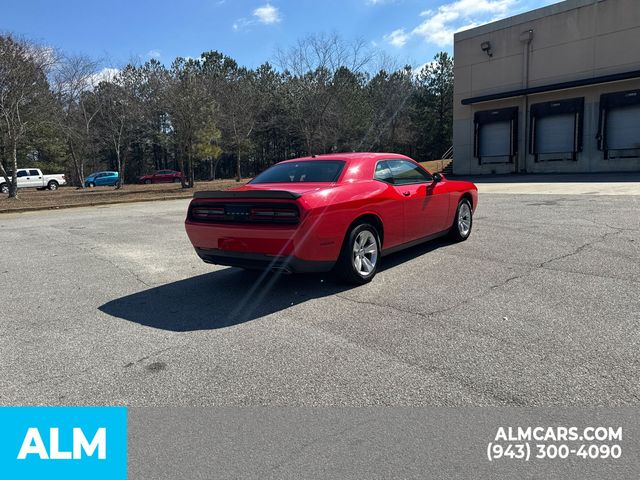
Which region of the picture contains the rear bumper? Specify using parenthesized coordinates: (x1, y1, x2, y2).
(195, 247, 334, 273)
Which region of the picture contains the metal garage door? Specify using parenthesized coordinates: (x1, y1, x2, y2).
(535, 114, 575, 153)
(607, 105, 640, 150)
(479, 121, 511, 157)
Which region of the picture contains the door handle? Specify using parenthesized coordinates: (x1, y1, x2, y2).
(402, 191, 411, 196)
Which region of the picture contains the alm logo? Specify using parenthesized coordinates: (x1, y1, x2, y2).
(0, 407, 126, 479)
(17, 427, 107, 460)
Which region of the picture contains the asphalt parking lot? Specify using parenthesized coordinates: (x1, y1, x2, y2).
(1, 191, 639, 406)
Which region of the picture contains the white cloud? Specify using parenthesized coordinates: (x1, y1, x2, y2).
(384, 28, 409, 48)
(146, 49, 161, 59)
(253, 3, 281, 24)
(366, 0, 399, 4)
(414, 60, 437, 76)
(87, 67, 120, 87)
(233, 3, 281, 32)
(384, 0, 517, 48)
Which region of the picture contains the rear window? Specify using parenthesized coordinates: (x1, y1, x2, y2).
(251, 160, 345, 184)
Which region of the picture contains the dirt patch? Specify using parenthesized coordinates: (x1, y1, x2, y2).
(420, 159, 452, 173)
(0, 179, 248, 213)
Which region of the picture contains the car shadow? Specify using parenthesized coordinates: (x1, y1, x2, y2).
(99, 239, 450, 331)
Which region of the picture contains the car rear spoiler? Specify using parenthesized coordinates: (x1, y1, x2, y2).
(193, 190, 301, 200)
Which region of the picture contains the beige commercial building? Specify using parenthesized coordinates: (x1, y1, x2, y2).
(453, 0, 640, 174)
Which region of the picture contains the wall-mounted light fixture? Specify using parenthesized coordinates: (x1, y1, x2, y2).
(481, 41, 493, 57)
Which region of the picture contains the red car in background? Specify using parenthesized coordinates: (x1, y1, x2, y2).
(185, 153, 477, 284)
(139, 170, 183, 184)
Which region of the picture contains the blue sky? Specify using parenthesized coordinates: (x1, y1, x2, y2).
(2, 0, 558, 71)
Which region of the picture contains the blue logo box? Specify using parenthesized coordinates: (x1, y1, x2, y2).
(0, 407, 127, 480)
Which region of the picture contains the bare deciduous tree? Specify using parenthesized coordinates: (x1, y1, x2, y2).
(167, 57, 214, 188)
(0, 35, 56, 197)
(276, 33, 374, 155)
(94, 65, 144, 188)
(53, 54, 101, 187)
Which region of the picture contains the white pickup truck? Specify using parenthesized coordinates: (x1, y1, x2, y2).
(1, 168, 67, 194)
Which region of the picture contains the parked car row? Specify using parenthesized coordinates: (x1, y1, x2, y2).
(2, 168, 184, 193)
(82, 170, 184, 187)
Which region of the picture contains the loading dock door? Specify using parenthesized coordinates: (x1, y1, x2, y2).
(606, 105, 640, 150)
(535, 114, 575, 154)
(478, 121, 511, 157)
(474, 106, 518, 165)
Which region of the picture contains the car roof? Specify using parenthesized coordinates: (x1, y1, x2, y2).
(280, 152, 413, 163)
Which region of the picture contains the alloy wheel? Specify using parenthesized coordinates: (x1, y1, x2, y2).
(352, 230, 378, 276)
(458, 202, 471, 237)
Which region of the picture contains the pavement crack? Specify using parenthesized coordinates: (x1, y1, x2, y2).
(47, 225, 156, 288)
(537, 228, 624, 269)
(336, 270, 530, 321)
(96, 253, 154, 288)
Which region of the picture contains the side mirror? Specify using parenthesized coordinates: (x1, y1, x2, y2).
(432, 172, 443, 183)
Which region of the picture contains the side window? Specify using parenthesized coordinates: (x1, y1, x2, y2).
(29, 169, 40, 176)
(387, 160, 432, 185)
(17, 170, 28, 177)
(374, 161, 394, 184)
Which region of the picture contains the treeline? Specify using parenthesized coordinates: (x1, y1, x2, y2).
(0, 33, 453, 197)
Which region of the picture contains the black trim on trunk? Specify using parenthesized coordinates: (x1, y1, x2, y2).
(194, 190, 302, 200)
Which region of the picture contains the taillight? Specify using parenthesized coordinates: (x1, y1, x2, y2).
(189, 202, 299, 224)
(191, 206, 225, 219)
(250, 208, 298, 219)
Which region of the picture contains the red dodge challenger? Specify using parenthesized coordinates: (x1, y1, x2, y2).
(185, 153, 477, 284)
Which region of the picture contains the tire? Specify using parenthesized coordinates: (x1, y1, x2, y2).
(0, 183, 8, 194)
(173, 178, 181, 183)
(87, 182, 95, 188)
(144, 179, 152, 184)
(335, 222, 381, 284)
(47, 180, 59, 191)
(449, 198, 473, 242)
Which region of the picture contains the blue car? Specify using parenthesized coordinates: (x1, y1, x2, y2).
(84, 171, 119, 187)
